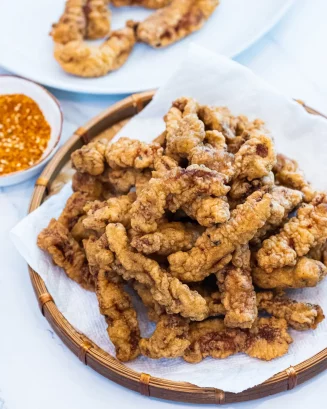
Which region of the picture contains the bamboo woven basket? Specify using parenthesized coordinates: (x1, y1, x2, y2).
(28, 91, 327, 405)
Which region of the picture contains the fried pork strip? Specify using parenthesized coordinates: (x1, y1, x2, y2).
(134, 0, 219, 48)
(72, 172, 109, 199)
(217, 245, 257, 329)
(37, 218, 94, 290)
(168, 191, 272, 282)
(140, 314, 190, 358)
(57, 191, 94, 230)
(252, 257, 327, 289)
(130, 221, 202, 255)
(85, 0, 111, 39)
(71, 139, 109, 176)
(256, 292, 324, 331)
(183, 317, 292, 363)
(112, 0, 171, 8)
(273, 153, 315, 202)
(106, 223, 209, 320)
(83, 192, 136, 233)
(257, 193, 327, 271)
(54, 26, 136, 77)
(51, 0, 87, 44)
(130, 164, 229, 233)
(308, 241, 327, 266)
(132, 281, 165, 321)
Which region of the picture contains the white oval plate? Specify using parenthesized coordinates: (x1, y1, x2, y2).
(0, 0, 294, 95)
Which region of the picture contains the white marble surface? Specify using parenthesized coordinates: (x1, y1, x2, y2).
(1, 0, 327, 407)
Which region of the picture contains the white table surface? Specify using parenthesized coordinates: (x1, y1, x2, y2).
(1, 0, 327, 408)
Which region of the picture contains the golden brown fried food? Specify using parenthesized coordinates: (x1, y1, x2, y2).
(105, 137, 163, 169)
(130, 221, 202, 255)
(71, 139, 108, 176)
(54, 26, 136, 77)
(83, 192, 136, 233)
(106, 223, 209, 320)
(168, 191, 272, 281)
(37, 218, 94, 290)
(257, 291, 324, 331)
(71, 215, 98, 241)
(140, 314, 190, 358)
(57, 191, 93, 230)
(217, 245, 257, 329)
(190, 284, 226, 317)
(113, 0, 171, 8)
(132, 281, 165, 321)
(274, 153, 315, 202)
(182, 196, 230, 226)
(83, 234, 118, 278)
(131, 164, 229, 233)
(50, 0, 87, 44)
(308, 241, 327, 266)
(134, 0, 219, 48)
(243, 317, 292, 361)
(229, 172, 274, 202)
(233, 130, 276, 181)
(96, 269, 140, 361)
(252, 257, 327, 289)
(72, 172, 107, 199)
(85, 0, 111, 39)
(257, 193, 327, 271)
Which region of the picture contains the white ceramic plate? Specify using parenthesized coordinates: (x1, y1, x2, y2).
(0, 76, 62, 187)
(0, 0, 294, 94)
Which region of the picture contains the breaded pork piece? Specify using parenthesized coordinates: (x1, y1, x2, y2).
(168, 191, 272, 282)
(37, 218, 94, 290)
(106, 223, 209, 320)
(252, 257, 327, 289)
(140, 314, 190, 358)
(71, 139, 109, 176)
(257, 193, 327, 271)
(134, 0, 219, 48)
(85, 0, 111, 39)
(54, 26, 136, 77)
(57, 191, 94, 230)
(112, 0, 171, 8)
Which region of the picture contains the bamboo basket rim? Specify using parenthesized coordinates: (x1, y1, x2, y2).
(27, 91, 327, 405)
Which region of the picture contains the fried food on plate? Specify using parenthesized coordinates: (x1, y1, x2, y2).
(106, 223, 209, 320)
(112, 0, 171, 8)
(252, 257, 327, 289)
(130, 221, 202, 255)
(257, 193, 327, 271)
(37, 218, 94, 290)
(273, 153, 315, 202)
(54, 26, 136, 77)
(85, 0, 111, 39)
(140, 314, 190, 358)
(217, 245, 257, 329)
(168, 191, 272, 282)
(257, 291, 324, 331)
(134, 0, 219, 48)
(131, 164, 229, 233)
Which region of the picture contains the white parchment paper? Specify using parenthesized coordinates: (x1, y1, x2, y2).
(11, 45, 327, 393)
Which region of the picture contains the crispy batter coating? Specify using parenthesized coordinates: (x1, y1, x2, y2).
(274, 153, 315, 202)
(257, 193, 327, 271)
(106, 223, 209, 320)
(229, 172, 274, 202)
(182, 196, 230, 226)
(83, 234, 118, 278)
(168, 191, 272, 281)
(140, 314, 190, 358)
(83, 192, 136, 233)
(72, 172, 107, 199)
(50, 0, 87, 44)
(308, 241, 327, 266)
(243, 317, 292, 361)
(37, 218, 94, 290)
(164, 97, 205, 160)
(252, 186, 303, 245)
(99, 168, 151, 194)
(252, 257, 327, 289)
(217, 245, 257, 328)
(54, 26, 136, 77)
(113, 0, 171, 8)
(131, 164, 229, 233)
(233, 130, 276, 181)
(130, 221, 201, 255)
(134, 0, 219, 48)
(105, 137, 163, 169)
(183, 317, 292, 362)
(85, 0, 111, 39)
(199, 105, 238, 141)
(57, 191, 93, 230)
(190, 284, 226, 317)
(257, 291, 324, 331)
(96, 269, 140, 361)
(71, 139, 108, 176)
(71, 215, 98, 241)
(132, 281, 165, 321)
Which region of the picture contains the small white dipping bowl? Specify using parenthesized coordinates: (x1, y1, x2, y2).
(0, 75, 63, 187)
